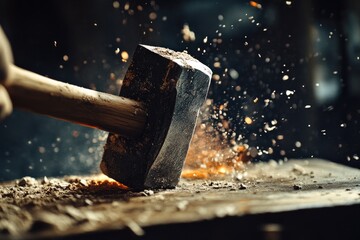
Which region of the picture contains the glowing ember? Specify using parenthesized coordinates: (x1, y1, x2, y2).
(249, 1, 262, 9)
(121, 51, 129, 62)
(245, 116, 253, 125)
(77, 174, 129, 190)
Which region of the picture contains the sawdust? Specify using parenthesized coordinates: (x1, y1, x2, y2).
(142, 44, 204, 70)
(0, 175, 137, 236)
(1, 159, 359, 238)
(152, 47, 196, 64)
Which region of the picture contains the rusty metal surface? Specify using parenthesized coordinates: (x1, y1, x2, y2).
(1, 159, 360, 239)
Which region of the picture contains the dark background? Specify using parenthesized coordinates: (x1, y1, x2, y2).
(0, 0, 359, 181)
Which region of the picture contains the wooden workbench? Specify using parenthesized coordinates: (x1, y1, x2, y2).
(1, 159, 360, 239)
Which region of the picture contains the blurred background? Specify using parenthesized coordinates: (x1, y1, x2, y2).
(0, 0, 359, 181)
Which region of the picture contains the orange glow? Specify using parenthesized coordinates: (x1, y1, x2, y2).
(245, 116, 253, 125)
(85, 174, 129, 190)
(181, 169, 209, 179)
(249, 1, 262, 9)
(182, 122, 250, 180)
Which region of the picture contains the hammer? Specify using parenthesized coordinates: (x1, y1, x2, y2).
(0, 28, 212, 189)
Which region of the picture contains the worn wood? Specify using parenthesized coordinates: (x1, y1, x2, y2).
(0, 84, 12, 119)
(0, 159, 359, 239)
(5, 65, 147, 137)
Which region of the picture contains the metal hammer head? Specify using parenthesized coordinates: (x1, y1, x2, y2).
(100, 44, 212, 190)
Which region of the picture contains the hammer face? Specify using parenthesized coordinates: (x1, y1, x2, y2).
(101, 45, 212, 190)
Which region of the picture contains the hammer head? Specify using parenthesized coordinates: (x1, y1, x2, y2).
(100, 45, 212, 190)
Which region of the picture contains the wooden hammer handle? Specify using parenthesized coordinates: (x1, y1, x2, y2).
(5, 65, 147, 138)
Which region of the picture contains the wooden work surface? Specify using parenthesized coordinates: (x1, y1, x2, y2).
(1, 159, 360, 239)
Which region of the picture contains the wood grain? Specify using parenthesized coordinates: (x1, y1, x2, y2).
(5, 65, 147, 137)
(0, 159, 359, 239)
